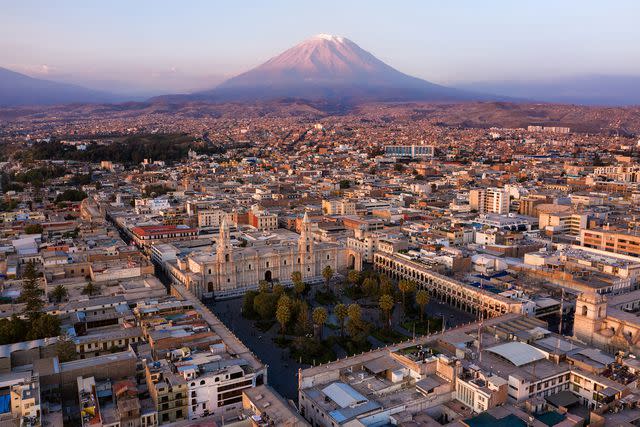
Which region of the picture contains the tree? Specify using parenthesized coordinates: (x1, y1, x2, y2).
(312, 307, 328, 340)
(416, 290, 430, 322)
(322, 265, 334, 291)
(253, 292, 277, 320)
(19, 261, 43, 316)
(291, 271, 303, 288)
(275, 295, 292, 338)
(346, 304, 368, 342)
(398, 280, 417, 309)
(362, 277, 378, 297)
(348, 303, 361, 324)
(379, 275, 393, 296)
(335, 303, 348, 337)
(27, 313, 60, 340)
(273, 283, 285, 295)
(56, 334, 77, 362)
(82, 281, 100, 297)
(293, 280, 306, 298)
(24, 224, 43, 234)
(347, 270, 360, 286)
(379, 294, 395, 330)
(296, 300, 310, 336)
(242, 290, 258, 318)
(50, 284, 68, 303)
(258, 280, 270, 293)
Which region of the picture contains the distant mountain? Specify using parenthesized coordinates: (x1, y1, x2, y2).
(187, 34, 481, 103)
(457, 75, 640, 106)
(0, 67, 122, 106)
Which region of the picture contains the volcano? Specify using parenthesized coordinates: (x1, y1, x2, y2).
(194, 34, 478, 103)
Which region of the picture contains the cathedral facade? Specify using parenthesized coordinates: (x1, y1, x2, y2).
(169, 214, 354, 299)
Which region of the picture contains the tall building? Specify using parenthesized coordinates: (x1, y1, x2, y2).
(469, 188, 510, 214)
(384, 144, 435, 158)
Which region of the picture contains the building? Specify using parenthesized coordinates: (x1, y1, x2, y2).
(384, 144, 435, 158)
(145, 359, 188, 424)
(469, 188, 510, 214)
(130, 225, 198, 249)
(197, 209, 226, 228)
(165, 214, 351, 299)
(322, 199, 356, 216)
(247, 208, 278, 231)
(0, 372, 41, 427)
(581, 228, 640, 258)
(539, 211, 588, 236)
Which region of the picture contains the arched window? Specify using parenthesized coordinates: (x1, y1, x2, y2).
(582, 305, 588, 316)
(225, 253, 229, 263)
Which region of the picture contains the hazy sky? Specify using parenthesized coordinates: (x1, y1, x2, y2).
(2, 0, 639, 95)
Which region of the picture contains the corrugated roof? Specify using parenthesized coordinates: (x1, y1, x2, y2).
(486, 341, 546, 367)
(321, 382, 367, 408)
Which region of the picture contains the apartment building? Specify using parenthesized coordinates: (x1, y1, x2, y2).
(539, 211, 588, 235)
(197, 209, 226, 228)
(581, 228, 640, 257)
(469, 187, 510, 214)
(322, 198, 356, 216)
(145, 360, 188, 425)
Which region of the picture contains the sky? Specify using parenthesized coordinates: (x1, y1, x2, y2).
(1, 0, 639, 96)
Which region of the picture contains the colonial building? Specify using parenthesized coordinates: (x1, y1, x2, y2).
(167, 214, 352, 298)
(574, 290, 640, 354)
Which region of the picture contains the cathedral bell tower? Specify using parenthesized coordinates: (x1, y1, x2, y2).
(298, 212, 314, 277)
(216, 216, 235, 289)
(573, 291, 607, 346)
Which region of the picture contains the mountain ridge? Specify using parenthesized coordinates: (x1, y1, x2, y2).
(0, 67, 122, 106)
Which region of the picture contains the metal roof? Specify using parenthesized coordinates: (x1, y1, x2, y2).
(486, 341, 547, 367)
(321, 382, 367, 408)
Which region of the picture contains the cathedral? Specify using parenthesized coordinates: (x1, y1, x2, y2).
(169, 213, 353, 299)
(574, 290, 640, 354)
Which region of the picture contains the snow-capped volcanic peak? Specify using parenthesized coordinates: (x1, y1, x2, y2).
(203, 34, 473, 102)
(314, 34, 346, 43)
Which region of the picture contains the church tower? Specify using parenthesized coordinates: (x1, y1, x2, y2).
(299, 212, 315, 278)
(216, 215, 235, 290)
(573, 291, 607, 346)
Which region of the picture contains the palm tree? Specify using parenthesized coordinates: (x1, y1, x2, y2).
(312, 307, 328, 340)
(362, 277, 378, 297)
(275, 295, 292, 338)
(335, 303, 348, 337)
(258, 280, 270, 293)
(398, 280, 416, 309)
(379, 274, 392, 296)
(293, 281, 306, 299)
(82, 281, 100, 297)
(415, 290, 430, 322)
(346, 303, 363, 339)
(379, 294, 394, 330)
(347, 270, 360, 286)
(322, 265, 334, 292)
(291, 271, 302, 287)
(51, 284, 68, 303)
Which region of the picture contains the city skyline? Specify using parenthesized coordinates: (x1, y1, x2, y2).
(2, 0, 639, 95)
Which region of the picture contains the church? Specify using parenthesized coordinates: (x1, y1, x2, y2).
(167, 213, 354, 299)
(574, 290, 640, 355)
